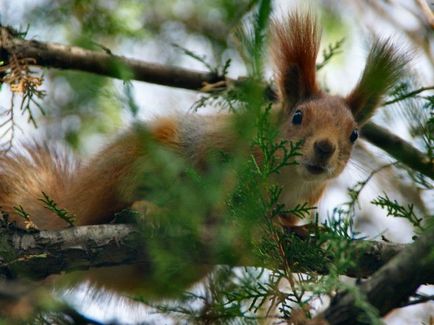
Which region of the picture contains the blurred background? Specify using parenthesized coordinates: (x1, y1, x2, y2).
(0, 0, 433, 323)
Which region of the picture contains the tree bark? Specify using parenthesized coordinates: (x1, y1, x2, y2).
(315, 226, 434, 324)
(0, 223, 415, 282)
(0, 27, 225, 92)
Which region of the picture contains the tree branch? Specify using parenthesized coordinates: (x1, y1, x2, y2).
(361, 122, 433, 179)
(314, 226, 434, 325)
(382, 86, 434, 106)
(0, 26, 432, 179)
(0, 27, 227, 91)
(0, 224, 145, 280)
(0, 223, 413, 282)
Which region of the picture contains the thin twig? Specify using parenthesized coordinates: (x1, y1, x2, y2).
(400, 293, 434, 307)
(383, 86, 434, 106)
(415, 0, 434, 28)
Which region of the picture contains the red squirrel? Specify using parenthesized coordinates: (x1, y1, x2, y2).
(0, 12, 407, 290)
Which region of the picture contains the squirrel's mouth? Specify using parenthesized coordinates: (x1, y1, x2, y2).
(304, 163, 328, 175)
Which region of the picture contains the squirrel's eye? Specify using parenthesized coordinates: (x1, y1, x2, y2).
(350, 129, 359, 143)
(292, 110, 303, 125)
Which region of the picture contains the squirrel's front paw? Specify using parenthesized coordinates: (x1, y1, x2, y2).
(130, 200, 161, 218)
(277, 213, 300, 228)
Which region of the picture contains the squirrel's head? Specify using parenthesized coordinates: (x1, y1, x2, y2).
(271, 11, 408, 181)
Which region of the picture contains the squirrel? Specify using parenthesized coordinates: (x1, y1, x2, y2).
(0, 12, 407, 296)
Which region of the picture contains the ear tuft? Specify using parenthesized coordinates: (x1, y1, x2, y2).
(346, 38, 410, 125)
(270, 11, 321, 107)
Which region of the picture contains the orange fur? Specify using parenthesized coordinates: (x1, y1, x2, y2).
(150, 118, 181, 149)
(0, 144, 76, 229)
(67, 129, 146, 226)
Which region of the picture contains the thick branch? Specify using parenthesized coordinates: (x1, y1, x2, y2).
(0, 223, 411, 282)
(0, 26, 432, 180)
(316, 226, 434, 325)
(0, 224, 145, 280)
(0, 27, 227, 91)
(361, 122, 433, 179)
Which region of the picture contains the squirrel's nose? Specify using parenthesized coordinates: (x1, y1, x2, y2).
(314, 139, 336, 159)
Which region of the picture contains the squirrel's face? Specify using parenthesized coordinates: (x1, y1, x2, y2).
(281, 96, 358, 181)
(270, 12, 406, 182)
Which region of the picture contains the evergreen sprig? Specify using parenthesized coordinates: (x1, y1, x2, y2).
(39, 192, 76, 227)
(252, 105, 302, 178)
(316, 38, 345, 71)
(13, 205, 38, 230)
(371, 193, 424, 231)
(172, 43, 216, 73)
(234, 0, 272, 78)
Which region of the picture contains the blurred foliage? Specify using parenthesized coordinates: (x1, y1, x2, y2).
(14, 0, 257, 149)
(128, 71, 367, 324)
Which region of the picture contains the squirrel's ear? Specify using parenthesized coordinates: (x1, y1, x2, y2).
(270, 11, 321, 109)
(346, 39, 409, 125)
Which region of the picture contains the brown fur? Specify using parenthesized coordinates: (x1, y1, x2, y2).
(150, 118, 180, 149)
(0, 144, 76, 229)
(270, 11, 321, 105)
(278, 97, 356, 182)
(67, 129, 147, 226)
(0, 11, 408, 296)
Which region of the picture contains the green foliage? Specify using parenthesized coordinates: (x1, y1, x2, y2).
(39, 192, 76, 227)
(172, 43, 216, 73)
(372, 193, 424, 232)
(381, 81, 434, 190)
(252, 106, 301, 177)
(122, 80, 140, 117)
(234, 0, 272, 78)
(14, 0, 261, 149)
(333, 163, 396, 233)
(316, 38, 345, 71)
(49, 71, 123, 150)
(422, 95, 434, 160)
(13, 205, 30, 220)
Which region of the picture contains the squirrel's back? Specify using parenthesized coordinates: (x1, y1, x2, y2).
(0, 113, 235, 229)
